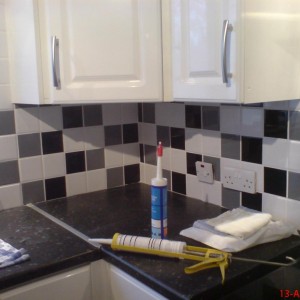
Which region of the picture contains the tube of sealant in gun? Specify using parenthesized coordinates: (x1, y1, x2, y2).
(151, 141, 167, 239)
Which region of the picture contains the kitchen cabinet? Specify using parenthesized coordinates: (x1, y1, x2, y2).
(5, 0, 162, 104)
(171, 0, 300, 103)
(94, 260, 167, 300)
(0, 264, 95, 300)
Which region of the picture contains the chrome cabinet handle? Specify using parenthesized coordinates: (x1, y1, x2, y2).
(51, 36, 61, 89)
(221, 20, 233, 84)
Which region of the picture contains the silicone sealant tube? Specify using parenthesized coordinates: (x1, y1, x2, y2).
(151, 142, 168, 239)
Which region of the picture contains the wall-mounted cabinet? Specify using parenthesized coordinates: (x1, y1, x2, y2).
(5, 0, 162, 104)
(170, 0, 300, 103)
(5, 0, 300, 105)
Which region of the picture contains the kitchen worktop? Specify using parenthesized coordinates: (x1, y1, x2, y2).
(1, 183, 300, 299)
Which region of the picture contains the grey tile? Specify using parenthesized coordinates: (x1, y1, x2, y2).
(0, 160, 20, 186)
(222, 187, 240, 209)
(203, 156, 220, 181)
(86, 149, 105, 171)
(104, 125, 122, 146)
(83, 104, 103, 126)
(18, 133, 41, 158)
(107, 167, 124, 188)
(142, 103, 155, 123)
(221, 133, 240, 159)
(290, 111, 300, 141)
(288, 172, 300, 201)
(22, 180, 45, 204)
(202, 106, 220, 131)
(0, 111, 15, 135)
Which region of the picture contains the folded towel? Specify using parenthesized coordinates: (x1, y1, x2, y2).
(0, 239, 30, 269)
(206, 207, 272, 239)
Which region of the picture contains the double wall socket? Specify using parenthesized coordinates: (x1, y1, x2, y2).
(222, 167, 256, 194)
(196, 161, 214, 184)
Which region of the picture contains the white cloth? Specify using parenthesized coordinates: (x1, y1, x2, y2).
(180, 207, 298, 252)
(0, 239, 30, 268)
(206, 207, 272, 239)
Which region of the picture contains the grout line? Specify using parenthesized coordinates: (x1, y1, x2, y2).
(26, 203, 101, 249)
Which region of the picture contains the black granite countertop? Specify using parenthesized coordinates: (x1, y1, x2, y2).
(33, 183, 300, 300)
(0, 206, 101, 292)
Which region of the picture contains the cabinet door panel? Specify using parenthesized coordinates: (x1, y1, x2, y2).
(172, 0, 237, 102)
(39, 0, 162, 103)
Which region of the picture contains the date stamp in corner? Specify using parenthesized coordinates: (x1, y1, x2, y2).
(280, 290, 300, 298)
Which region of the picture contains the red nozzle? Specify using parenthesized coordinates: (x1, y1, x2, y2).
(157, 141, 163, 157)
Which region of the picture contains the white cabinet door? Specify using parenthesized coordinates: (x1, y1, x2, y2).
(0, 265, 92, 300)
(6, 0, 162, 104)
(172, 0, 238, 102)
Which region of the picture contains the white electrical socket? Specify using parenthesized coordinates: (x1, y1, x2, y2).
(196, 161, 214, 184)
(222, 167, 256, 194)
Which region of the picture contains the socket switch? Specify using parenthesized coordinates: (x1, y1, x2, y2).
(196, 161, 214, 184)
(222, 166, 256, 194)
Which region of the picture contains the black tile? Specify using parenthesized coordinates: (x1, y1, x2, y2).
(86, 149, 105, 171)
(125, 164, 140, 184)
(42, 131, 63, 154)
(172, 172, 186, 195)
(62, 106, 83, 129)
(171, 127, 185, 150)
(18, 133, 41, 158)
(0, 111, 15, 135)
(66, 151, 86, 174)
(242, 192, 262, 211)
(264, 110, 288, 139)
(139, 144, 144, 163)
(242, 136, 262, 164)
(144, 145, 156, 165)
(138, 103, 143, 122)
(22, 181, 45, 204)
(186, 153, 202, 175)
(202, 106, 220, 131)
(157, 126, 170, 147)
(104, 125, 122, 146)
(83, 105, 102, 126)
(123, 123, 138, 144)
(45, 177, 66, 200)
(264, 167, 286, 197)
(143, 103, 155, 123)
(185, 105, 201, 129)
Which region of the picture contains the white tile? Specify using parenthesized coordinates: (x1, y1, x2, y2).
(288, 140, 300, 172)
(139, 163, 146, 184)
(0, 135, 18, 161)
(15, 106, 40, 134)
(0, 86, 12, 110)
(220, 105, 241, 135)
(87, 169, 107, 192)
(239, 161, 264, 193)
(43, 153, 66, 179)
(161, 147, 171, 171)
(19, 157, 43, 182)
(102, 103, 122, 125)
(0, 184, 22, 210)
(263, 137, 288, 169)
(0, 33, 8, 57)
(202, 130, 221, 157)
(63, 128, 85, 152)
(241, 107, 264, 138)
(186, 174, 202, 200)
(66, 172, 87, 196)
(155, 103, 185, 127)
(105, 145, 123, 168)
(123, 143, 140, 165)
(121, 103, 138, 123)
(264, 101, 289, 110)
(170, 148, 186, 174)
(0, 60, 9, 84)
(262, 193, 287, 221)
(185, 128, 202, 154)
(84, 126, 104, 150)
(139, 123, 156, 145)
(202, 181, 222, 206)
(286, 198, 300, 229)
(143, 164, 156, 186)
(39, 106, 63, 132)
